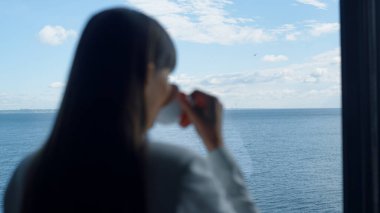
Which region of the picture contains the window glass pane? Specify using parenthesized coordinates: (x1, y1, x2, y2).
(147, 0, 342, 212)
(0, 1, 341, 212)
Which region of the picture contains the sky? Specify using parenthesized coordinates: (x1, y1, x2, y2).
(0, 0, 340, 110)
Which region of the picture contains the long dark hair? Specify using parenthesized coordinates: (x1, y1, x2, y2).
(22, 8, 176, 212)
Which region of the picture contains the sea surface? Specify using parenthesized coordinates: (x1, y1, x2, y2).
(0, 109, 342, 212)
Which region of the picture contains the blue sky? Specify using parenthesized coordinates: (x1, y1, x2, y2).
(0, 0, 340, 110)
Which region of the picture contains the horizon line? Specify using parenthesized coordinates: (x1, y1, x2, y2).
(0, 107, 342, 112)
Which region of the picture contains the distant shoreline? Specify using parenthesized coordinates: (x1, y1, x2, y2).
(0, 108, 341, 113)
(0, 109, 58, 113)
(223, 107, 341, 110)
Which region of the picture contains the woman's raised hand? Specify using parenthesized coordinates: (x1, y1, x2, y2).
(177, 90, 224, 151)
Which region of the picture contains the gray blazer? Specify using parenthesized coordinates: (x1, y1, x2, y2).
(4, 142, 257, 213)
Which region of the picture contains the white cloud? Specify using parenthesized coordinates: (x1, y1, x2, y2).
(312, 47, 341, 64)
(308, 22, 339, 36)
(275, 21, 340, 41)
(272, 24, 296, 34)
(126, 1, 339, 44)
(170, 48, 341, 108)
(0, 49, 340, 110)
(126, 0, 274, 44)
(172, 49, 340, 87)
(0, 91, 63, 110)
(262, 55, 289, 62)
(296, 0, 327, 9)
(49, 82, 65, 89)
(285, 32, 302, 41)
(305, 86, 340, 97)
(38, 25, 77, 46)
(279, 48, 341, 84)
(272, 24, 303, 41)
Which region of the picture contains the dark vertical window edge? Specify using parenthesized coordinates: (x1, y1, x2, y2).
(341, 0, 379, 212)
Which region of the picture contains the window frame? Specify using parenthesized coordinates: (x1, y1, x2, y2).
(341, 0, 380, 212)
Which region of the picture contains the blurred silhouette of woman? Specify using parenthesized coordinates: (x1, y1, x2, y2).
(4, 8, 257, 213)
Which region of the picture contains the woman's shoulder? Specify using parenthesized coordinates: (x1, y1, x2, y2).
(4, 151, 39, 213)
(145, 142, 209, 212)
(147, 142, 204, 168)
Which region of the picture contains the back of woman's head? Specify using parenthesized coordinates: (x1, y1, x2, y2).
(22, 7, 176, 213)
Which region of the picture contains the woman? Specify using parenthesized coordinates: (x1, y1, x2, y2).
(4, 8, 257, 213)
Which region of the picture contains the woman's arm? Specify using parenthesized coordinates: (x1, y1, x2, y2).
(177, 90, 258, 213)
(208, 147, 257, 212)
(176, 151, 257, 213)
(176, 154, 234, 213)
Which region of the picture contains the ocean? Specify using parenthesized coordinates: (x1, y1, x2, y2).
(0, 109, 342, 212)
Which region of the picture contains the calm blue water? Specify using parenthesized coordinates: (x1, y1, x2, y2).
(0, 109, 342, 212)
